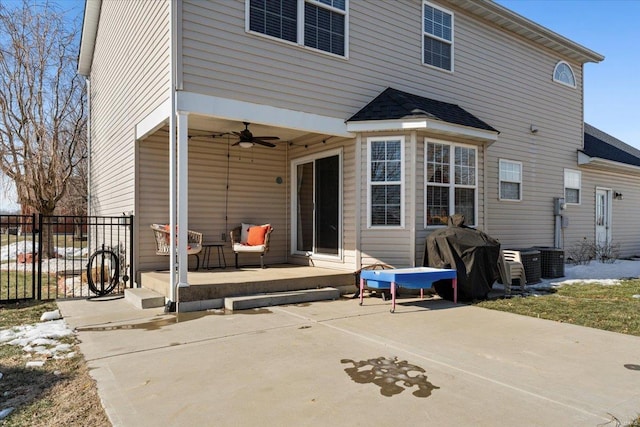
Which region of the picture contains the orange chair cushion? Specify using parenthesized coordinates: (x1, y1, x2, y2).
(247, 225, 270, 246)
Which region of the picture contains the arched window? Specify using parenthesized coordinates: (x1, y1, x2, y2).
(553, 61, 576, 88)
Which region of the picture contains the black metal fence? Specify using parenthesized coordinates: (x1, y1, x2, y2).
(0, 214, 134, 302)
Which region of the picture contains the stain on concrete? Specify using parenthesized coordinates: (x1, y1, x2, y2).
(75, 308, 272, 332)
(341, 356, 439, 398)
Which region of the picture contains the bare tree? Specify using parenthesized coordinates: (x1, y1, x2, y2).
(0, 1, 86, 256)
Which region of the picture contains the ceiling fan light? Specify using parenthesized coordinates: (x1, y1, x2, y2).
(239, 141, 254, 148)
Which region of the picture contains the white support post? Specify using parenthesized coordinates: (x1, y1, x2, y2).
(177, 111, 189, 290)
(168, 0, 178, 305)
(169, 108, 177, 303)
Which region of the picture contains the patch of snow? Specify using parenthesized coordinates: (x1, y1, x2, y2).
(25, 361, 45, 368)
(0, 241, 89, 261)
(40, 309, 61, 321)
(0, 319, 75, 361)
(0, 407, 15, 420)
(517, 259, 640, 295)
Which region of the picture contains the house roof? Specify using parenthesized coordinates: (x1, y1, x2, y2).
(580, 123, 640, 169)
(76, 0, 603, 77)
(347, 87, 498, 133)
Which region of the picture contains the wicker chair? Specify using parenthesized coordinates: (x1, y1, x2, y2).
(229, 224, 273, 268)
(150, 224, 203, 270)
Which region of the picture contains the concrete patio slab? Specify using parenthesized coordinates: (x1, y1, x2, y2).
(58, 295, 640, 427)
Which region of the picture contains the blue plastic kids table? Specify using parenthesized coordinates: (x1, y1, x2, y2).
(359, 267, 457, 312)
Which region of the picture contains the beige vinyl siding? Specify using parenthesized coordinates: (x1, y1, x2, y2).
(180, 1, 581, 125)
(89, 0, 170, 221)
(180, 0, 585, 252)
(564, 168, 640, 258)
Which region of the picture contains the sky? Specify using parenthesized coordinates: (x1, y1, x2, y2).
(496, 0, 640, 149)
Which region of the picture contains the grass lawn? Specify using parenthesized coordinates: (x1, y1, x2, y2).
(475, 279, 640, 336)
(0, 300, 109, 426)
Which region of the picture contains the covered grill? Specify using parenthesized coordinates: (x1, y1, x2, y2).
(423, 215, 501, 301)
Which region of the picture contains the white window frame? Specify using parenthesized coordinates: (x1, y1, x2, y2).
(424, 139, 477, 227)
(553, 61, 576, 88)
(367, 136, 405, 228)
(564, 168, 581, 205)
(498, 159, 522, 201)
(422, 1, 454, 72)
(245, 0, 349, 58)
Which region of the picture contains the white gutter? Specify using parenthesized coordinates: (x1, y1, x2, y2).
(77, 0, 102, 76)
(86, 79, 92, 216)
(346, 119, 499, 143)
(578, 151, 640, 175)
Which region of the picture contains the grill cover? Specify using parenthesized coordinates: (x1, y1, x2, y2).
(423, 215, 501, 301)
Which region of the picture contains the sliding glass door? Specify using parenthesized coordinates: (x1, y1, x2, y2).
(293, 152, 340, 256)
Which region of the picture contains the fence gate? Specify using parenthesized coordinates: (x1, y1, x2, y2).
(0, 214, 134, 302)
(0, 214, 37, 301)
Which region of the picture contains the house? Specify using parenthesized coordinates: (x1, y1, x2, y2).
(78, 0, 638, 304)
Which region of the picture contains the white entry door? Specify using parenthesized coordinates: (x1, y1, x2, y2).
(595, 188, 611, 247)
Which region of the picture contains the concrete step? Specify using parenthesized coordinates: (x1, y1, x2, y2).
(125, 287, 166, 309)
(224, 287, 340, 311)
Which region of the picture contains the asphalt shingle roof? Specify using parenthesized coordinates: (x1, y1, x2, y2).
(583, 123, 640, 168)
(347, 87, 498, 133)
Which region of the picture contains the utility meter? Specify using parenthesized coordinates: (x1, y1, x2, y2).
(553, 197, 566, 215)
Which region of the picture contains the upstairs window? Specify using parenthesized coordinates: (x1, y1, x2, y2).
(248, 0, 347, 56)
(499, 159, 522, 201)
(553, 61, 576, 88)
(423, 1, 453, 71)
(564, 169, 581, 204)
(368, 137, 404, 227)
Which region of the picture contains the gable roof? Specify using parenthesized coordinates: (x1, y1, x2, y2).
(579, 123, 640, 172)
(346, 87, 499, 142)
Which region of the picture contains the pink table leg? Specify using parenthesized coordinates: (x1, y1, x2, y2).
(453, 277, 457, 304)
(359, 277, 365, 306)
(391, 281, 397, 313)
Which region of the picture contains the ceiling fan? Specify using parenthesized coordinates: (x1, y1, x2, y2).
(233, 122, 279, 148)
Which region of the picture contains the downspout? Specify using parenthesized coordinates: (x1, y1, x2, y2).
(86, 78, 91, 217)
(483, 143, 489, 233)
(409, 131, 416, 266)
(168, 0, 178, 304)
(354, 134, 362, 270)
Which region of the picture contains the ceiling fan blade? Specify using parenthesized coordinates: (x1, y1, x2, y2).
(253, 136, 279, 140)
(253, 139, 276, 148)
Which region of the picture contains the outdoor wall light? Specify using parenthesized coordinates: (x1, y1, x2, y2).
(530, 124, 539, 133)
(614, 192, 624, 200)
